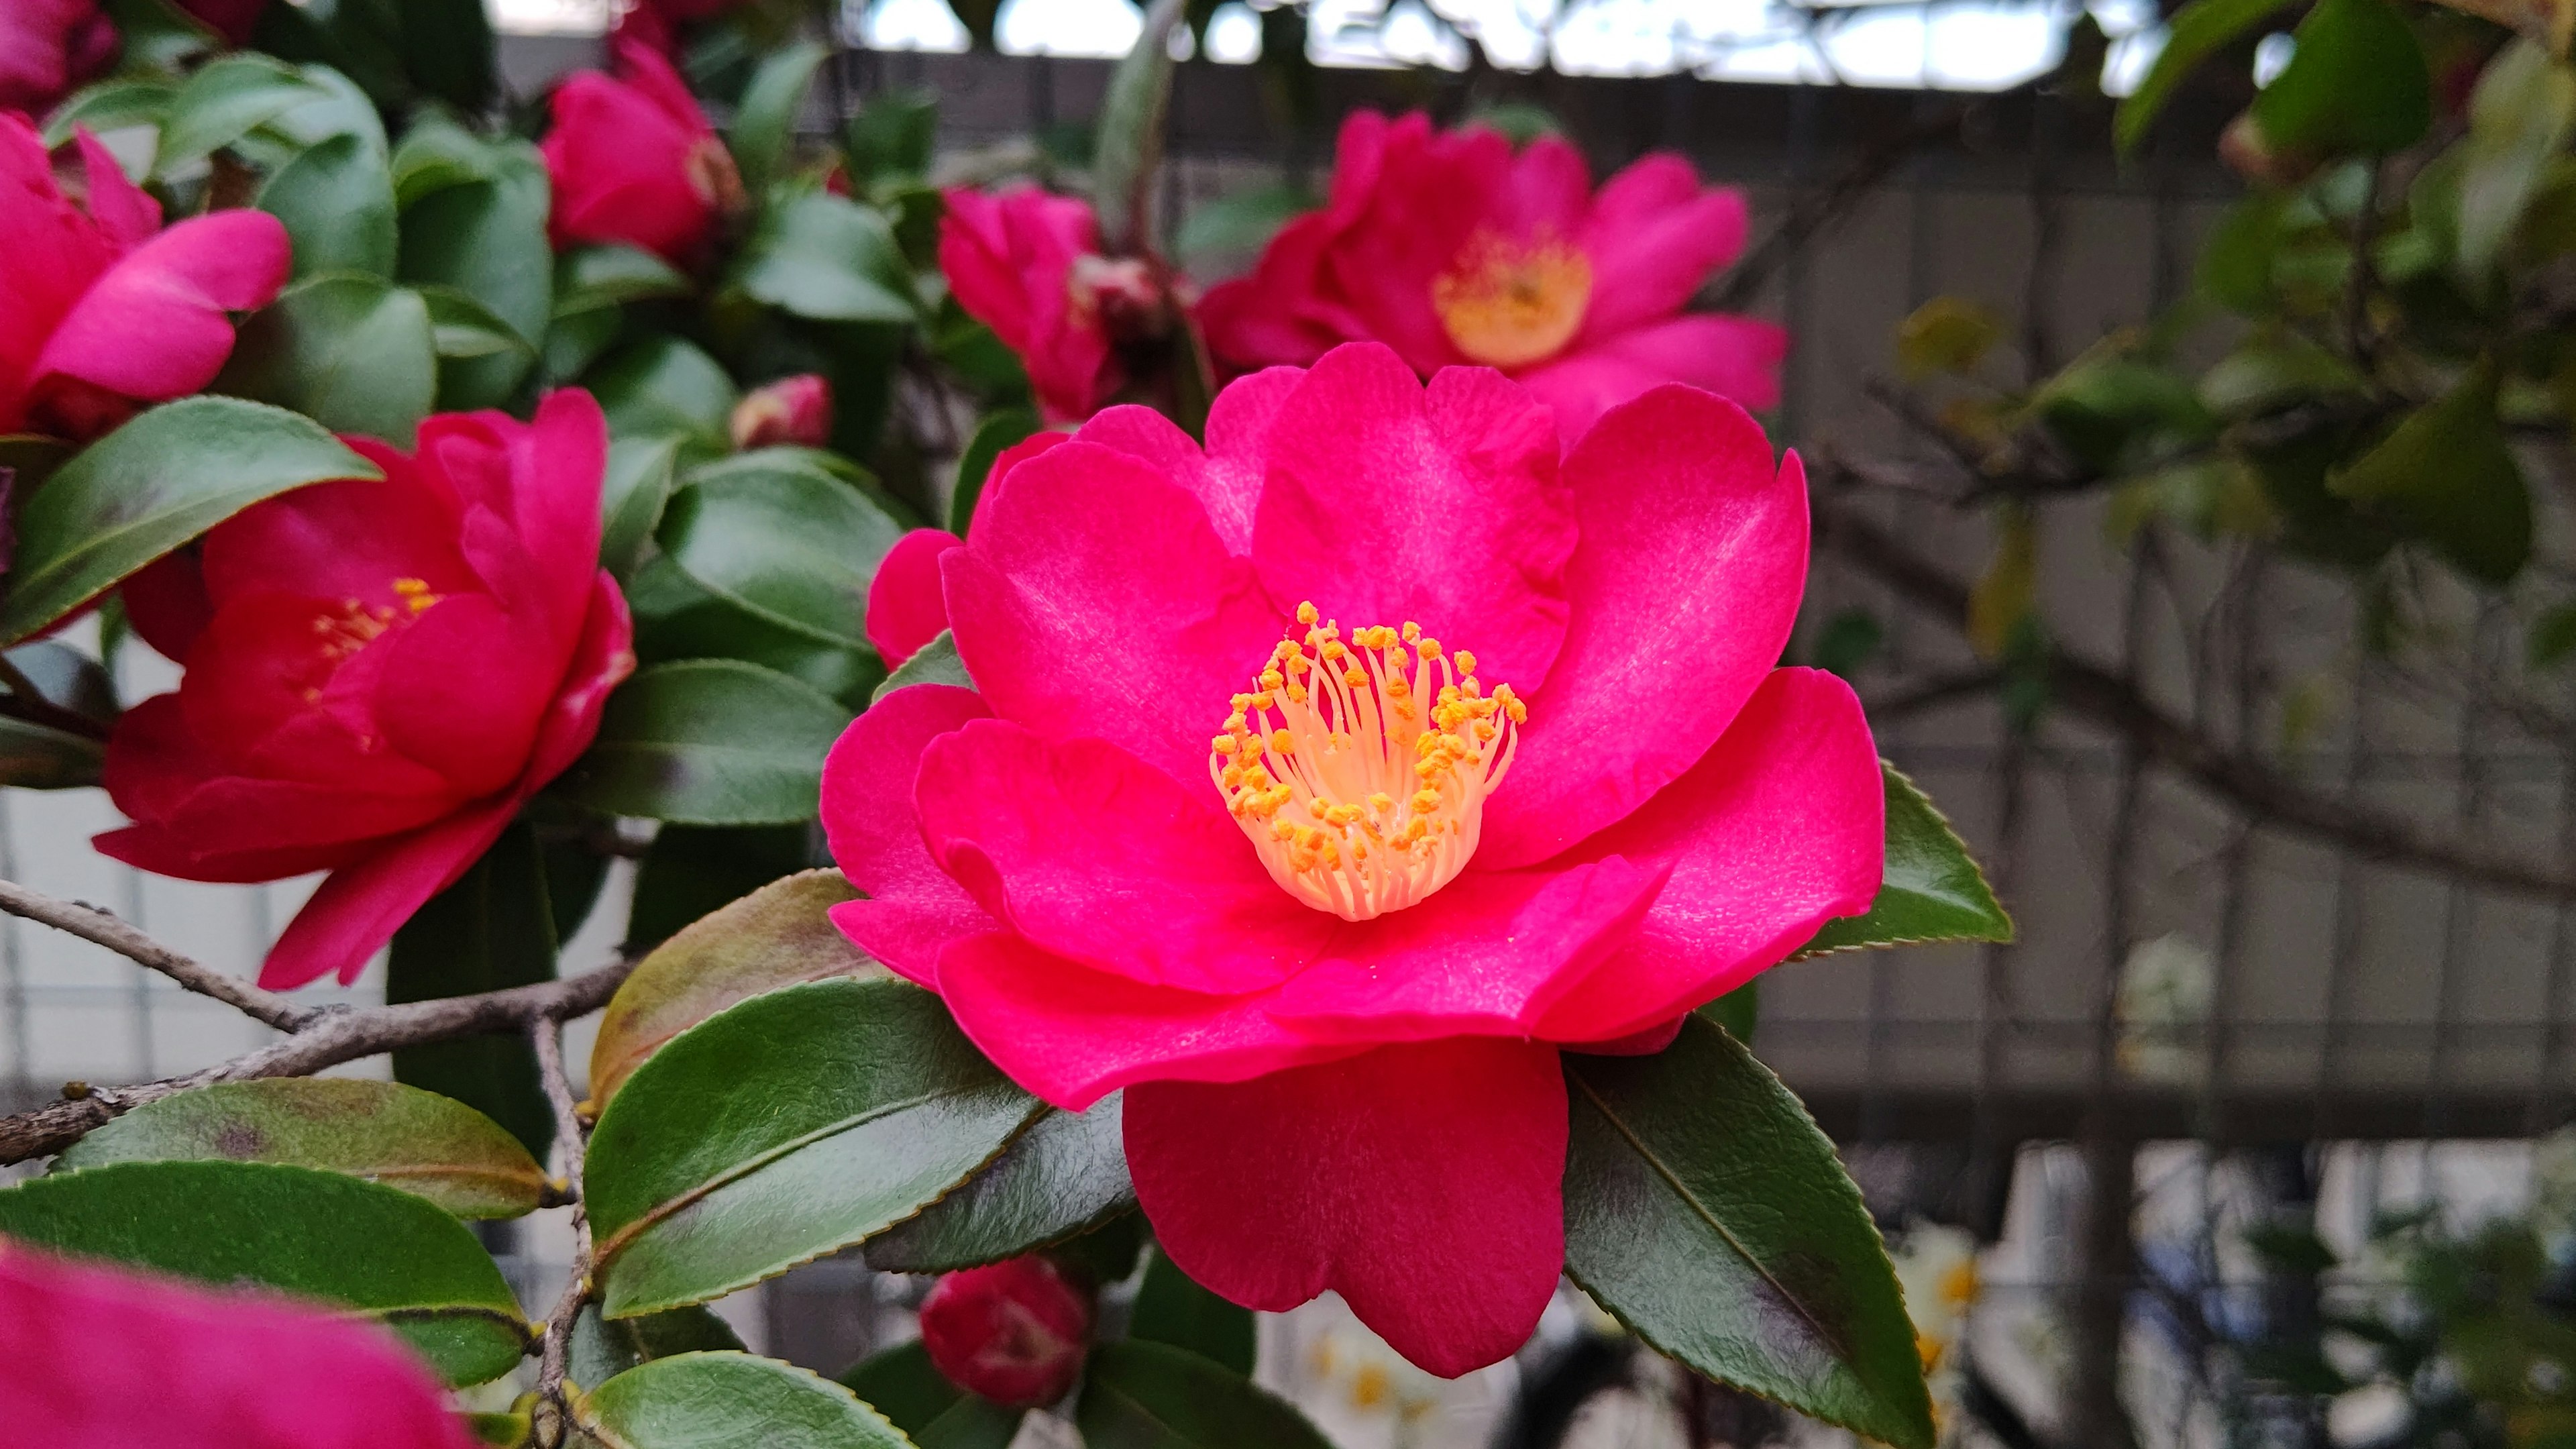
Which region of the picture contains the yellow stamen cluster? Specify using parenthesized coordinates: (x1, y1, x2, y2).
(1431, 230, 1594, 370)
(1211, 601, 1525, 921)
(301, 579, 443, 702)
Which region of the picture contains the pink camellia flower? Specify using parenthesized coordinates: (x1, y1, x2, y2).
(820, 342, 1882, 1375)
(865, 433, 1067, 666)
(94, 391, 636, 990)
(176, 0, 266, 44)
(0, 1238, 478, 1449)
(540, 37, 741, 267)
(0, 0, 117, 118)
(730, 372, 833, 450)
(1199, 111, 1787, 443)
(918, 1256, 1094, 1407)
(0, 116, 289, 441)
(941, 186, 1169, 423)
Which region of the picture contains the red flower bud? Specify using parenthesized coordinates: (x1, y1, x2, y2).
(918, 1256, 1093, 1407)
(731, 374, 835, 451)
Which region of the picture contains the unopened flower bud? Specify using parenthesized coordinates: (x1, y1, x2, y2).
(730, 374, 833, 450)
(917, 1256, 1093, 1407)
(1069, 254, 1171, 341)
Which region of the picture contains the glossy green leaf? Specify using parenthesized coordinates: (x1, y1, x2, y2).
(420, 285, 535, 362)
(627, 555, 882, 707)
(568, 1304, 746, 1393)
(2330, 359, 2532, 585)
(601, 435, 682, 578)
(388, 820, 561, 1159)
(841, 1340, 1024, 1449)
(1077, 1340, 1334, 1449)
(590, 870, 881, 1108)
(1701, 980, 1760, 1043)
(1132, 1246, 1256, 1376)
(0, 1161, 527, 1385)
(585, 977, 1044, 1316)
(390, 113, 505, 207)
(157, 53, 331, 170)
(255, 63, 387, 165)
(557, 244, 694, 314)
(0, 717, 104, 789)
(844, 87, 938, 190)
(864, 1093, 1133, 1273)
(41, 79, 176, 152)
(2253, 0, 2432, 158)
(258, 131, 396, 278)
(54, 1079, 546, 1218)
(590, 337, 739, 452)
(1173, 182, 1317, 272)
(948, 408, 1040, 535)
(97, 0, 215, 71)
(623, 823, 818, 955)
(217, 273, 437, 446)
(1893, 296, 2001, 380)
(873, 630, 971, 702)
(2457, 40, 2576, 276)
(1798, 761, 2012, 957)
(397, 142, 550, 411)
(2112, 0, 2296, 154)
(0, 397, 374, 644)
(730, 42, 828, 199)
(658, 460, 907, 649)
(558, 659, 853, 825)
(582, 1352, 912, 1448)
(1563, 1018, 1933, 1449)
(738, 193, 918, 324)
(1091, 0, 1189, 253)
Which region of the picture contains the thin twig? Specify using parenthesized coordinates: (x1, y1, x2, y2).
(0, 877, 313, 1032)
(531, 1017, 594, 1449)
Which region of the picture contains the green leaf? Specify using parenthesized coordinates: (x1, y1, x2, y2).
(396, 0, 498, 112)
(1799, 761, 2012, 957)
(2253, 0, 2432, 158)
(873, 630, 971, 701)
(2199, 195, 2290, 312)
(417, 285, 534, 363)
(581, 1352, 913, 1448)
(557, 244, 692, 315)
(1893, 296, 2001, 380)
(0, 639, 111, 788)
(2456, 40, 2576, 277)
(568, 1303, 745, 1392)
(657, 460, 908, 649)
(864, 1093, 1133, 1273)
(0, 397, 374, 645)
(1701, 980, 1759, 1043)
(2530, 602, 2576, 668)
(1563, 1018, 1934, 1449)
(397, 142, 551, 411)
(2329, 360, 2532, 585)
(156, 53, 331, 171)
(737, 193, 919, 324)
(1077, 1340, 1334, 1449)
(2114, 0, 2298, 154)
(53, 1079, 546, 1218)
(1809, 608, 1883, 680)
(390, 112, 505, 208)
(601, 435, 682, 578)
(627, 555, 883, 707)
(559, 659, 853, 825)
(585, 977, 1044, 1316)
(256, 131, 396, 278)
(590, 870, 882, 1109)
(1091, 0, 1189, 254)
(729, 42, 828, 199)
(217, 273, 437, 446)
(0, 1160, 527, 1385)
(1173, 182, 1316, 271)
(844, 87, 938, 190)
(0, 716, 105, 790)
(250, 64, 387, 169)
(623, 823, 818, 953)
(388, 820, 561, 1159)
(841, 1340, 1026, 1449)
(97, 0, 217, 71)
(949, 408, 1040, 535)
(1133, 1247, 1256, 1376)
(42, 79, 176, 153)
(590, 337, 740, 453)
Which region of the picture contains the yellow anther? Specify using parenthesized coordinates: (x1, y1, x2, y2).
(1344, 667, 1368, 688)
(1296, 600, 1320, 625)
(1401, 621, 1421, 643)
(1453, 650, 1476, 676)
(1270, 730, 1297, 754)
(1212, 735, 1238, 755)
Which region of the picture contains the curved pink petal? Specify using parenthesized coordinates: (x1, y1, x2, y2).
(119, 549, 212, 662)
(1251, 345, 1573, 691)
(819, 683, 996, 985)
(935, 931, 1354, 1108)
(1195, 364, 1299, 553)
(867, 528, 957, 667)
(1531, 667, 1882, 1044)
(938, 186, 1114, 423)
(0, 115, 115, 430)
(30, 209, 289, 404)
(520, 571, 636, 787)
(1317, 117, 1511, 374)
(371, 593, 555, 798)
(541, 70, 712, 263)
(1520, 314, 1788, 442)
(612, 34, 711, 129)
(93, 822, 358, 885)
(259, 799, 520, 989)
(488, 390, 612, 641)
(74, 128, 159, 250)
(1125, 1036, 1567, 1377)
(1495, 131, 1591, 239)
(914, 719, 1330, 995)
(1479, 386, 1806, 868)
(174, 591, 460, 799)
(942, 439, 1284, 787)
(1576, 162, 1748, 343)
(201, 478, 472, 612)
(1264, 855, 1668, 1040)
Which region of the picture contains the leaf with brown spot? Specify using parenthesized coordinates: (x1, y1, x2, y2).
(587, 869, 886, 1108)
(53, 1079, 546, 1219)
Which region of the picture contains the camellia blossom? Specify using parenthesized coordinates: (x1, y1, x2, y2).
(540, 37, 741, 267)
(730, 372, 833, 450)
(0, 116, 290, 441)
(940, 186, 1166, 423)
(1199, 111, 1787, 442)
(918, 1256, 1094, 1407)
(0, 1238, 478, 1449)
(821, 342, 1883, 1375)
(0, 0, 116, 117)
(95, 391, 636, 990)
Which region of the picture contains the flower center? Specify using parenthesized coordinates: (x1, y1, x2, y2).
(1432, 231, 1593, 369)
(301, 578, 441, 700)
(1210, 602, 1526, 922)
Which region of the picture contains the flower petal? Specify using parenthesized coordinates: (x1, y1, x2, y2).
(1479, 386, 1807, 867)
(370, 593, 555, 798)
(521, 570, 636, 788)
(1576, 159, 1749, 342)
(260, 799, 521, 989)
(74, 127, 159, 250)
(866, 528, 957, 667)
(915, 718, 1330, 994)
(819, 683, 996, 985)
(1251, 343, 1573, 691)
(1531, 667, 1883, 1043)
(1125, 1036, 1567, 1377)
(30, 209, 289, 405)
(943, 439, 1283, 787)
(1519, 313, 1787, 441)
